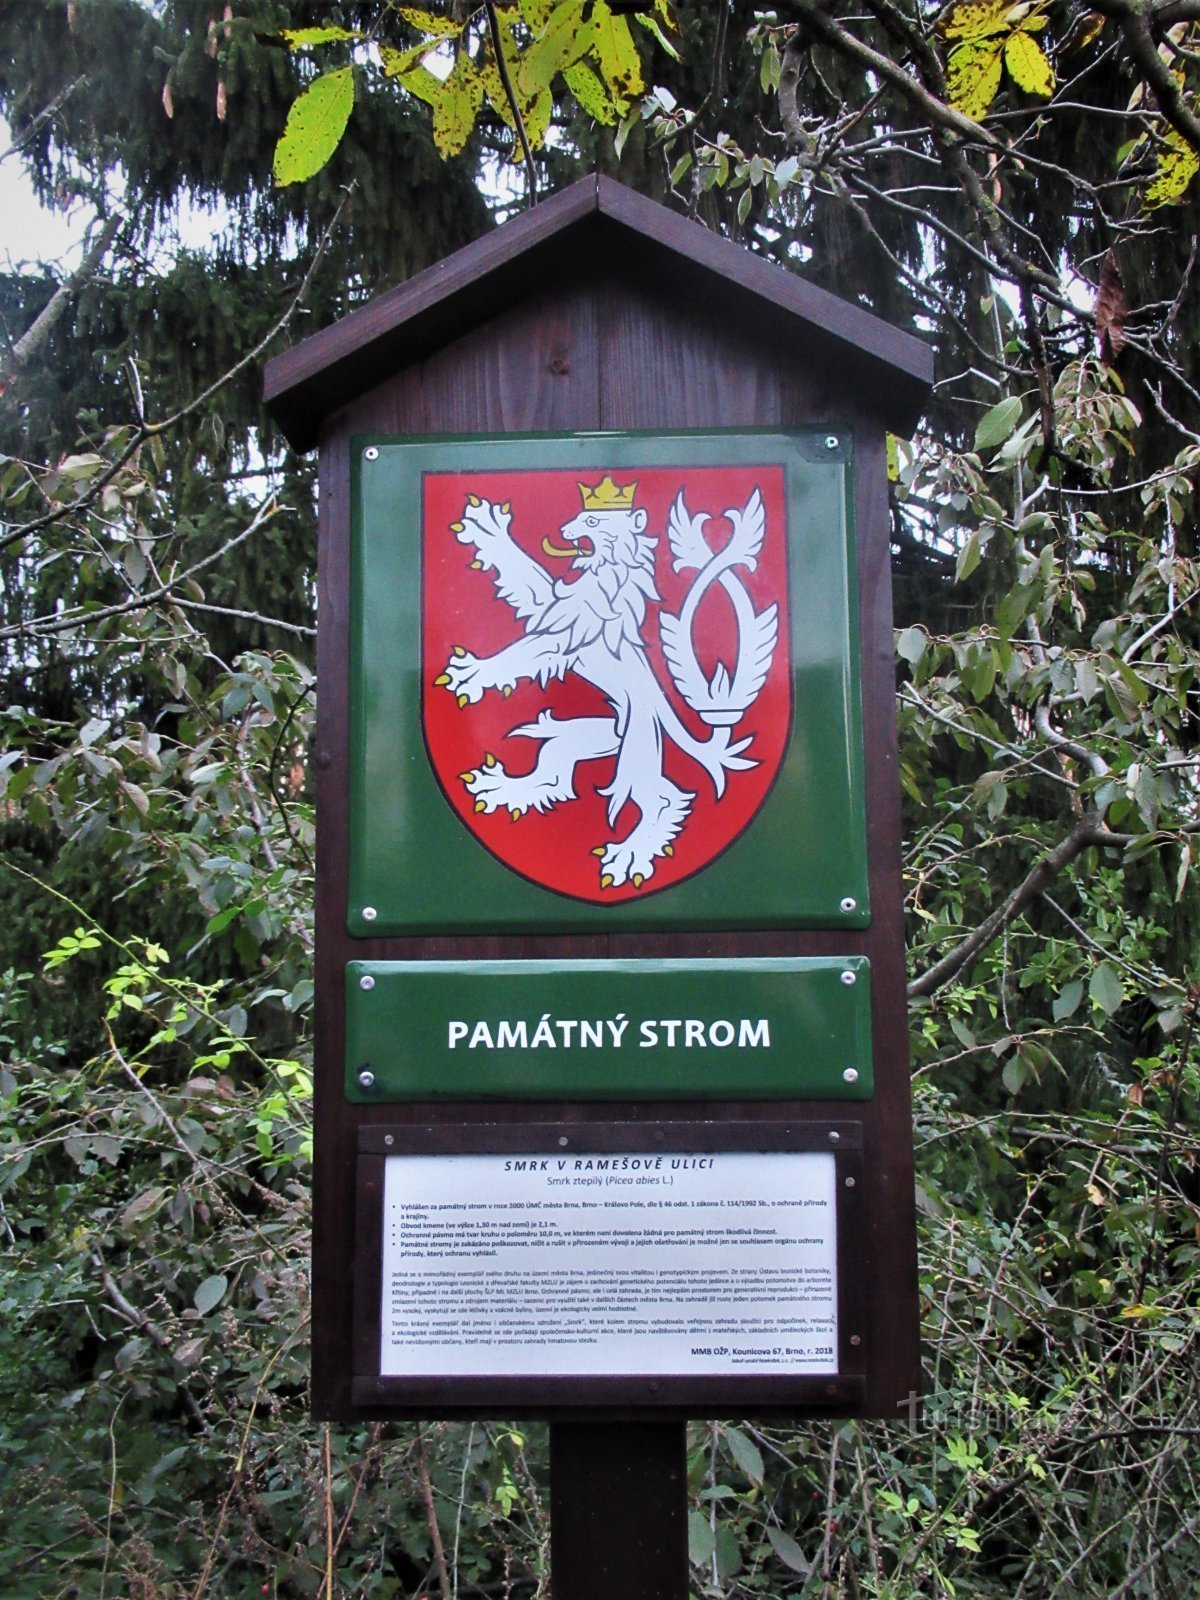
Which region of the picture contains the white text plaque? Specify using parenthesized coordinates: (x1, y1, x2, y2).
(380, 1149, 838, 1376)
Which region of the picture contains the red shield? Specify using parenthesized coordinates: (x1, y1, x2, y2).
(422, 463, 792, 904)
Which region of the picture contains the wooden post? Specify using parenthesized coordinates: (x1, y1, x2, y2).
(551, 1422, 688, 1600)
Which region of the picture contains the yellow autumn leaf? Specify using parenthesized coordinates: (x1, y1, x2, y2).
(395, 6, 465, 40)
(943, 0, 1015, 43)
(379, 40, 439, 79)
(564, 59, 618, 124)
(581, 5, 645, 104)
(478, 46, 516, 128)
(391, 62, 443, 108)
(947, 41, 1004, 119)
(519, 0, 557, 27)
(514, 85, 554, 153)
(281, 25, 360, 49)
(1145, 128, 1199, 208)
(1005, 29, 1055, 96)
(431, 55, 483, 157)
(516, 0, 592, 105)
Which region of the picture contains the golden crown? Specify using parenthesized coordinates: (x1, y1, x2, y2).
(578, 475, 636, 511)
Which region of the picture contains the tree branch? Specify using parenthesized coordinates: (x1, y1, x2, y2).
(3, 213, 123, 379)
(908, 808, 1105, 998)
(778, 0, 1001, 148)
(485, 1, 537, 206)
(1092, 0, 1200, 155)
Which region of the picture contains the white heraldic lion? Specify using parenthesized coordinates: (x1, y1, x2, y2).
(436, 475, 779, 890)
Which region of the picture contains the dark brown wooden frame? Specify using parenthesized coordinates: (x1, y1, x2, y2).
(350, 1119, 865, 1419)
(265, 173, 934, 1424)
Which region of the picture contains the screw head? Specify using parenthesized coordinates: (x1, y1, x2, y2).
(843, 1067, 859, 1084)
(384, 1134, 394, 1146)
(558, 1136, 569, 1147)
(824, 434, 839, 450)
(840, 969, 857, 987)
(845, 1175, 856, 1188)
(840, 896, 857, 914)
(360, 974, 375, 991)
(850, 1334, 862, 1347)
(358, 1069, 375, 1089)
(362, 905, 377, 922)
(828, 1130, 841, 1144)
(364, 446, 379, 461)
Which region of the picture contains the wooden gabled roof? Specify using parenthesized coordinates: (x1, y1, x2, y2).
(264, 173, 934, 451)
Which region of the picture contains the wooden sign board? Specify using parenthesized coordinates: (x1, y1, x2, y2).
(263, 174, 932, 1425)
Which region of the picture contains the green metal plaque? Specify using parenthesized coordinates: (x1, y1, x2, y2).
(349, 429, 866, 933)
(345, 957, 873, 1102)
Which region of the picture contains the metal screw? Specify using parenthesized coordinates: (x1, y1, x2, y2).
(845, 1176, 856, 1188)
(364, 446, 379, 461)
(843, 1067, 859, 1084)
(840, 969, 857, 987)
(360, 974, 375, 991)
(362, 905, 377, 922)
(840, 896, 857, 914)
(384, 1134, 394, 1147)
(358, 1069, 375, 1089)
(558, 1136, 569, 1147)
(824, 434, 839, 451)
(850, 1334, 862, 1347)
(828, 1131, 841, 1144)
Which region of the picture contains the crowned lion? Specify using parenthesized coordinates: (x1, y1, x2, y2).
(436, 475, 776, 890)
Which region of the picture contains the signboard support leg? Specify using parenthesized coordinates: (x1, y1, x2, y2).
(550, 1421, 687, 1599)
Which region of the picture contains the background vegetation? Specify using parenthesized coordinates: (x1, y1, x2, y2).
(1, 1, 1197, 1595)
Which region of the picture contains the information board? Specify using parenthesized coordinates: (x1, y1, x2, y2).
(378, 1149, 839, 1377)
(352, 1121, 866, 1415)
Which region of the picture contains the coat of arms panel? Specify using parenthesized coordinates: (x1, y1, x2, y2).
(348, 432, 867, 933)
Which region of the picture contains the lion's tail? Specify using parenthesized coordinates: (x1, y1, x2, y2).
(651, 691, 757, 800)
(695, 724, 757, 798)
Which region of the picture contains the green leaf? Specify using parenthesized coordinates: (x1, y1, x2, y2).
(687, 1509, 715, 1566)
(1089, 961, 1124, 1016)
(120, 1186, 167, 1228)
(1052, 979, 1083, 1021)
(897, 625, 927, 665)
(1002, 1054, 1028, 1094)
(715, 1522, 743, 1580)
(193, 1273, 229, 1315)
(273, 67, 355, 187)
(766, 1524, 810, 1573)
(974, 395, 1024, 451)
(724, 1425, 764, 1485)
(956, 528, 983, 583)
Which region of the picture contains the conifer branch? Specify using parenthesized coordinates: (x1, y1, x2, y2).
(3, 212, 123, 380)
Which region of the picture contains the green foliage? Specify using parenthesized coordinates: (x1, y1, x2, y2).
(2, 0, 1199, 1594)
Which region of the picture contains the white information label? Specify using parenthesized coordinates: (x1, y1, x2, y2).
(380, 1149, 838, 1376)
